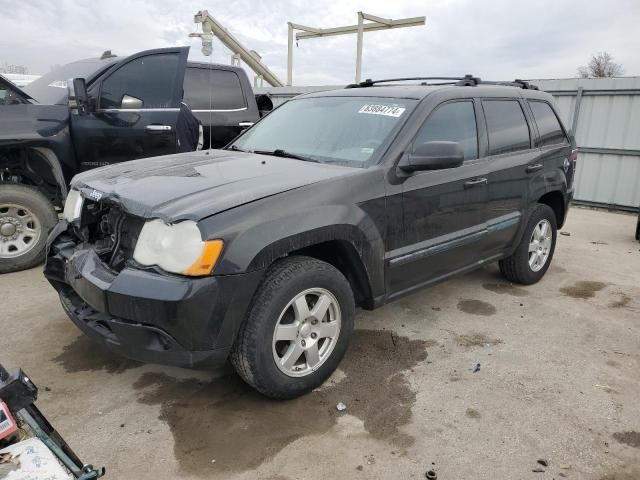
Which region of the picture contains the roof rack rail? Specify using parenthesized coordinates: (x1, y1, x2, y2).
(345, 75, 538, 90)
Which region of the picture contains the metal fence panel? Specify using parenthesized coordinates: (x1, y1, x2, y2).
(533, 77, 640, 209)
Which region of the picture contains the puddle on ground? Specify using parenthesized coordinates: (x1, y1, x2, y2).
(613, 431, 640, 448)
(457, 299, 496, 316)
(559, 280, 606, 299)
(482, 283, 530, 297)
(608, 293, 631, 309)
(465, 408, 481, 419)
(133, 329, 429, 475)
(456, 332, 502, 347)
(52, 335, 139, 374)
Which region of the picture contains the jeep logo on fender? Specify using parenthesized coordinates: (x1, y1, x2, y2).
(89, 189, 103, 201)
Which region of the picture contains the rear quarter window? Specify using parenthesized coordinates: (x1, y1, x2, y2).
(183, 68, 246, 111)
(528, 100, 568, 147)
(482, 99, 531, 155)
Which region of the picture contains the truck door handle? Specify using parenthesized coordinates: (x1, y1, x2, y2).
(526, 163, 543, 173)
(464, 177, 488, 188)
(238, 122, 254, 128)
(145, 125, 172, 132)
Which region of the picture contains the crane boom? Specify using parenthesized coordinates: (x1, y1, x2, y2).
(193, 10, 284, 87)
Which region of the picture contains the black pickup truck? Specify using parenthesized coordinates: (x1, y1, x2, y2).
(0, 46, 270, 273)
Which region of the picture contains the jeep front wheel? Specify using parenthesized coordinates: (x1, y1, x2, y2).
(0, 184, 58, 274)
(231, 256, 355, 399)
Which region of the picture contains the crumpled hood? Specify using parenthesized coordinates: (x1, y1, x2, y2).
(73, 150, 357, 221)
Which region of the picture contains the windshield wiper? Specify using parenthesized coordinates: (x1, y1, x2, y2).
(252, 149, 319, 163)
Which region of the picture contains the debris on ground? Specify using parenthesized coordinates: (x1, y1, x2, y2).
(356, 465, 363, 471)
(559, 473, 567, 478)
(473, 363, 481, 373)
(560, 231, 571, 236)
(0, 452, 20, 475)
(365, 455, 375, 465)
(559, 464, 571, 469)
(532, 467, 545, 473)
(425, 469, 438, 479)
(537, 459, 549, 467)
(336, 402, 347, 411)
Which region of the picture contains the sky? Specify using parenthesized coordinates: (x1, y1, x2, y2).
(1, 0, 639, 85)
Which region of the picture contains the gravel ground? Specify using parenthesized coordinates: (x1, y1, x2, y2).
(1, 206, 639, 480)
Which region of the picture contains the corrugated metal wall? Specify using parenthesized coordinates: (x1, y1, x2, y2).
(532, 77, 640, 210)
(256, 77, 640, 210)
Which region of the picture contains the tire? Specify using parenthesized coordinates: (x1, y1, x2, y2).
(231, 256, 355, 399)
(0, 184, 58, 274)
(499, 203, 557, 285)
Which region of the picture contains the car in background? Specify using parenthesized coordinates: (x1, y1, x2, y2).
(0, 46, 271, 273)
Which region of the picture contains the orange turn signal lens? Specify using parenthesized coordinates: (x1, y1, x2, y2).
(182, 239, 224, 276)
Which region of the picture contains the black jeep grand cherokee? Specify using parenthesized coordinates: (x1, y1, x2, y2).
(45, 76, 576, 399)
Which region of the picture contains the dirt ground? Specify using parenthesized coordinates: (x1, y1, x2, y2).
(1, 206, 639, 480)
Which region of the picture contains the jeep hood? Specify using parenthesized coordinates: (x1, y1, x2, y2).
(73, 150, 358, 221)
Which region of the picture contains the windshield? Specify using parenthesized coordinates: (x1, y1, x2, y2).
(23, 58, 116, 104)
(230, 96, 417, 166)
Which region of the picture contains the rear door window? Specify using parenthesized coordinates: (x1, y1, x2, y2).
(482, 100, 531, 155)
(99, 53, 180, 109)
(183, 68, 246, 111)
(413, 101, 478, 160)
(528, 100, 568, 147)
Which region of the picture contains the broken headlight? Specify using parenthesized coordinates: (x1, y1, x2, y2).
(62, 189, 83, 222)
(132, 219, 223, 276)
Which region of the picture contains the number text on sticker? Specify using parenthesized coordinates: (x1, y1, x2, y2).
(358, 104, 406, 118)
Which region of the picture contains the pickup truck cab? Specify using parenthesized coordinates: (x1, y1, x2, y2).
(45, 77, 575, 399)
(0, 47, 268, 273)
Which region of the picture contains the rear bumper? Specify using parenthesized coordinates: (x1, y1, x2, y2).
(45, 222, 264, 369)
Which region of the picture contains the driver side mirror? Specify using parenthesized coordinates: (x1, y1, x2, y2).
(67, 78, 91, 114)
(399, 141, 464, 173)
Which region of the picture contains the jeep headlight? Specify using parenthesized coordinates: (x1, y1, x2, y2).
(63, 189, 83, 222)
(133, 219, 223, 276)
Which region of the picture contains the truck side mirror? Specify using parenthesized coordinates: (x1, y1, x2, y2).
(68, 78, 90, 114)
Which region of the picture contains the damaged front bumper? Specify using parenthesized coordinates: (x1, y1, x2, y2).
(44, 221, 263, 369)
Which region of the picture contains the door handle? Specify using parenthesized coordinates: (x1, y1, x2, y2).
(526, 163, 543, 173)
(145, 125, 172, 132)
(238, 122, 254, 128)
(464, 177, 488, 189)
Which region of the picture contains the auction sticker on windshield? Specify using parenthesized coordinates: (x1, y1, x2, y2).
(358, 104, 406, 117)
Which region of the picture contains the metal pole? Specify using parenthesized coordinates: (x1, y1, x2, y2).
(571, 86, 584, 138)
(287, 22, 294, 86)
(355, 12, 364, 83)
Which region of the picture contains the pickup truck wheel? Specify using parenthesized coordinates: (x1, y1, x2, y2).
(0, 184, 58, 274)
(230, 256, 355, 399)
(499, 203, 557, 285)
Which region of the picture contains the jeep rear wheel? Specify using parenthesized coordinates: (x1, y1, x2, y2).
(0, 184, 58, 274)
(231, 256, 355, 399)
(499, 203, 557, 285)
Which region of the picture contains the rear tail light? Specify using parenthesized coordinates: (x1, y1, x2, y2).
(570, 149, 578, 171)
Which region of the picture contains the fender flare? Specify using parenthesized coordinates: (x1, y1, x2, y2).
(29, 147, 68, 200)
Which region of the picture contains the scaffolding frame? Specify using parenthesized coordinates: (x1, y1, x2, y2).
(287, 11, 425, 86)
